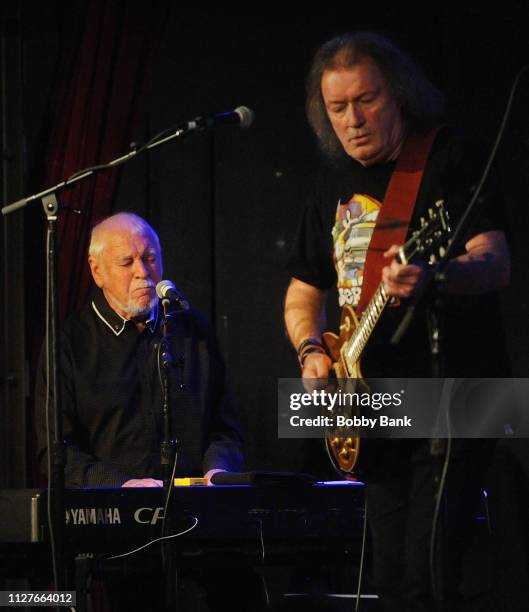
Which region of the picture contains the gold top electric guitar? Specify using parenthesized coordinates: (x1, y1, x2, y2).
(323, 200, 451, 476)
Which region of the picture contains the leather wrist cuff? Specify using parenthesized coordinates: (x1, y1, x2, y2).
(297, 337, 326, 366)
(299, 346, 326, 366)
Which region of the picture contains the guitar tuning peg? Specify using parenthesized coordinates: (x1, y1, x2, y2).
(430, 254, 437, 264)
(420, 217, 426, 227)
(428, 209, 435, 218)
(439, 246, 446, 257)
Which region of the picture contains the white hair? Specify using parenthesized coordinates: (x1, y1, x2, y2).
(88, 212, 161, 259)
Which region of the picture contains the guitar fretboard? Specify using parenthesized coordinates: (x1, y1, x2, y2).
(342, 282, 390, 373)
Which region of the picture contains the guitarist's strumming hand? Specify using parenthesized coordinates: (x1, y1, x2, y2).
(302, 351, 333, 381)
(382, 244, 428, 299)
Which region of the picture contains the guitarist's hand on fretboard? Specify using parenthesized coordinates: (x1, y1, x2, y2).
(382, 244, 429, 299)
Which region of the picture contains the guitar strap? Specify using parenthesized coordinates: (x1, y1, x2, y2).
(356, 128, 439, 314)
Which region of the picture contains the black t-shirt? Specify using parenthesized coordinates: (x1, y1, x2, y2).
(288, 128, 510, 377)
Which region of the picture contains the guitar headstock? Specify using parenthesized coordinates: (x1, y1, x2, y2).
(400, 200, 451, 265)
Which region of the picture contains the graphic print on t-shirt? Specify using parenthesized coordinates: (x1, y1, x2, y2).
(332, 194, 381, 307)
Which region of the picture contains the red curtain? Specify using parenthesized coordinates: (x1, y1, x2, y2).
(44, 0, 162, 319)
(28, 0, 164, 487)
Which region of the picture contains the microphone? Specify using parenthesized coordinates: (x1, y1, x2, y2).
(156, 280, 190, 311)
(183, 106, 254, 132)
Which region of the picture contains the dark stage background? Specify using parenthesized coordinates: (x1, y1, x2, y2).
(2, 1, 529, 488)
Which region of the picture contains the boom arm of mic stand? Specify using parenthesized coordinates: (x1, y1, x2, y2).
(2, 127, 187, 216)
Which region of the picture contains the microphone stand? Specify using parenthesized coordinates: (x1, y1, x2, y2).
(159, 298, 186, 611)
(1, 125, 191, 216)
(160, 298, 179, 490)
(0, 121, 194, 596)
(389, 175, 500, 611)
(44, 193, 67, 597)
(391, 260, 449, 612)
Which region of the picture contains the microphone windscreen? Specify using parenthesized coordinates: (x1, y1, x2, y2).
(234, 106, 254, 129)
(156, 279, 175, 299)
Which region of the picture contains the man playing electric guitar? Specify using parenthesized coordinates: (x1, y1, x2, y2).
(284, 32, 510, 612)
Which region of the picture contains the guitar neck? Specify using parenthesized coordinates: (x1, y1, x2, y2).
(338, 200, 449, 375)
(342, 282, 391, 370)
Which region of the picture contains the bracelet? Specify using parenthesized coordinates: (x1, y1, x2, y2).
(297, 337, 326, 366)
(299, 346, 327, 366)
(297, 337, 324, 357)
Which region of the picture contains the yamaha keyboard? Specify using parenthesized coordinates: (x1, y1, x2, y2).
(0, 482, 364, 561)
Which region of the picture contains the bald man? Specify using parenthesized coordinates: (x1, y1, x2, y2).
(36, 212, 242, 488)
